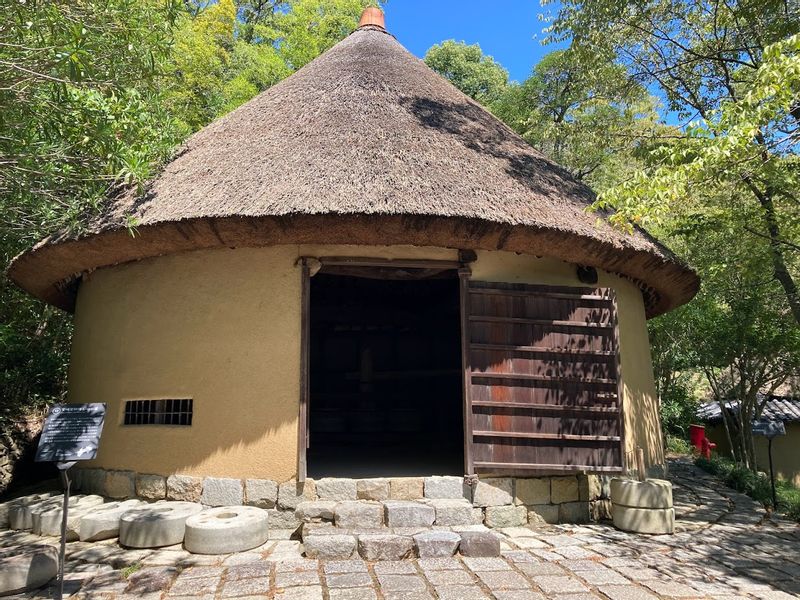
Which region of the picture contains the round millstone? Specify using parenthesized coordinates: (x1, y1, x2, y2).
(119, 502, 203, 548)
(184, 506, 269, 554)
(0, 545, 58, 596)
(32, 495, 105, 538)
(79, 499, 145, 542)
(612, 504, 675, 535)
(610, 478, 673, 509)
(7, 494, 56, 531)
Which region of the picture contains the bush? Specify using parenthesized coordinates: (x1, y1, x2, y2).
(665, 434, 692, 455)
(695, 455, 800, 521)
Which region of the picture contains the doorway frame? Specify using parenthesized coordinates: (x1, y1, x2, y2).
(296, 255, 472, 482)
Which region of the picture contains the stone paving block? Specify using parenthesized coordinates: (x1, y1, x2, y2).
(434, 584, 491, 600)
(485, 505, 527, 528)
(275, 570, 320, 588)
(377, 574, 427, 592)
(317, 478, 357, 501)
(278, 480, 317, 510)
(275, 558, 318, 572)
(276, 585, 324, 600)
(373, 561, 417, 575)
(325, 572, 373, 588)
(383, 501, 434, 528)
(424, 569, 474, 585)
(219, 575, 270, 597)
(295, 501, 337, 522)
(472, 478, 513, 507)
(389, 478, 424, 500)
(324, 560, 369, 573)
(462, 556, 511, 571)
(458, 531, 501, 557)
(329, 589, 379, 600)
(358, 534, 414, 560)
(532, 575, 590, 594)
(303, 534, 356, 559)
(166, 475, 202, 502)
(423, 477, 470, 500)
(357, 479, 390, 501)
(491, 592, 545, 600)
(426, 499, 473, 526)
(200, 477, 243, 506)
(382, 592, 434, 600)
(167, 574, 220, 596)
(124, 566, 179, 594)
(335, 501, 383, 529)
(103, 470, 136, 499)
(642, 580, 700, 597)
(135, 474, 166, 500)
(417, 557, 463, 571)
(551, 476, 580, 503)
(244, 479, 278, 508)
(514, 478, 550, 505)
(598, 585, 659, 600)
(474, 570, 531, 590)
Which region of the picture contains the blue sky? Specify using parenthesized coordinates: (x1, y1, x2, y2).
(384, 1, 564, 83)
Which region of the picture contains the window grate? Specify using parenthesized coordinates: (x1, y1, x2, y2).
(123, 399, 193, 426)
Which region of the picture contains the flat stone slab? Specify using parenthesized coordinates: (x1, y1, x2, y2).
(357, 533, 414, 560)
(296, 501, 337, 522)
(184, 506, 269, 554)
(79, 499, 145, 541)
(383, 501, 435, 528)
(458, 531, 501, 557)
(304, 534, 357, 559)
(0, 545, 58, 596)
(119, 502, 204, 548)
(413, 531, 461, 558)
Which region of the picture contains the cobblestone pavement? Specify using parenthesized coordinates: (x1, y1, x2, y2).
(2, 458, 798, 600)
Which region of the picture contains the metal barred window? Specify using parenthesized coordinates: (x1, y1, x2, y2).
(123, 399, 193, 426)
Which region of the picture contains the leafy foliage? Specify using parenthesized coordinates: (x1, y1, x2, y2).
(424, 40, 509, 104)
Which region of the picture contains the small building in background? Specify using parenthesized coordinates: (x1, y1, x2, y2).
(698, 396, 800, 486)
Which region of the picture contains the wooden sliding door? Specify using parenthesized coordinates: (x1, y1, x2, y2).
(461, 280, 625, 474)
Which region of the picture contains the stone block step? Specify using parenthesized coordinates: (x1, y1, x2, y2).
(300, 523, 501, 560)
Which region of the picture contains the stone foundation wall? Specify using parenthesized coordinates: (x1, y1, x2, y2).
(73, 468, 612, 528)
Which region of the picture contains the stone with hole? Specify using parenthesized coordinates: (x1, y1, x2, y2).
(33, 495, 105, 539)
(119, 501, 203, 548)
(0, 545, 58, 596)
(413, 531, 460, 558)
(184, 505, 269, 554)
(79, 499, 145, 541)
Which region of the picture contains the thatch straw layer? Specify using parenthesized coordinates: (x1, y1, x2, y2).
(8, 26, 698, 316)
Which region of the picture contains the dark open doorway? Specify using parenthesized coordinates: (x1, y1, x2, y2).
(307, 270, 464, 478)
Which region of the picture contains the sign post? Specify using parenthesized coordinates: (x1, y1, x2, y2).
(35, 403, 106, 600)
(751, 420, 786, 512)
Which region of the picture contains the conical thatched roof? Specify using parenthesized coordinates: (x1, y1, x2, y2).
(8, 17, 698, 316)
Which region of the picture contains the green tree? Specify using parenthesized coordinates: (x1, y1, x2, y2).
(424, 40, 509, 104)
(547, 0, 800, 324)
(492, 49, 662, 189)
(277, 0, 379, 70)
(0, 0, 182, 422)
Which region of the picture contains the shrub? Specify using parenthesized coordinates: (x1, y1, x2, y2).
(665, 434, 692, 455)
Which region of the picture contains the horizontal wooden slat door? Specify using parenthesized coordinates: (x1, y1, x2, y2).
(464, 281, 625, 474)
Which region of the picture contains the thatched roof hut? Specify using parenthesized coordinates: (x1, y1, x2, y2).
(8, 10, 699, 515)
(8, 12, 697, 316)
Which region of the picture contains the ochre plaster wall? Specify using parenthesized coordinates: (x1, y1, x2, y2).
(706, 423, 800, 487)
(69, 244, 662, 480)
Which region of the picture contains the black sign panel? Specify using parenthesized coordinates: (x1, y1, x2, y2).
(751, 420, 786, 439)
(35, 404, 106, 463)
